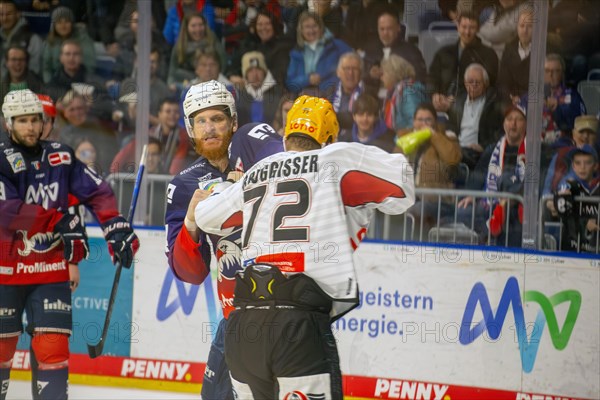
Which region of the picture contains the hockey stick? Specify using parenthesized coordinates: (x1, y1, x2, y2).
(87, 145, 148, 358)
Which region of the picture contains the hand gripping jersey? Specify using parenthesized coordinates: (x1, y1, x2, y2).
(195, 142, 415, 318)
(165, 123, 283, 318)
(0, 140, 120, 285)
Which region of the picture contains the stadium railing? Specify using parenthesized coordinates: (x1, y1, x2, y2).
(106, 173, 172, 227)
(106, 174, 599, 254)
(538, 194, 600, 254)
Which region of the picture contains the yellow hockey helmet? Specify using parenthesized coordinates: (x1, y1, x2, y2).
(284, 95, 339, 145)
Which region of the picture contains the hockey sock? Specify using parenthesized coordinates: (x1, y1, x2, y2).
(0, 367, 9, 400)
(0, 336, 18, 400)
(35, 368, 68, 400)
(31, 334, 69, 400)
(30, 344, 40, 400)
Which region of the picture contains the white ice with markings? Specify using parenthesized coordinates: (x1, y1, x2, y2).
(6, 380, 199, 400)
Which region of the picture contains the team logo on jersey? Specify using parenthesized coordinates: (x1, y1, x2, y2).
(32, 161, 41, 170)
(25, 182, 59, 208)
(50, 142, 61, 149)
(216, 230, 242, 281)
(48, 151, 71, 166)
(7, 152, 26, 173)
(3, 147, 14, 156)
(17, 230, 61, 256)
(283, 391, 325, 400)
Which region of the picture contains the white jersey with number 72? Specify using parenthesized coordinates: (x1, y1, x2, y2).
(195, 142, 415, 318)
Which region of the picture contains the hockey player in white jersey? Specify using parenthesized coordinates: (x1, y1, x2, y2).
(194, 95, 415, 399)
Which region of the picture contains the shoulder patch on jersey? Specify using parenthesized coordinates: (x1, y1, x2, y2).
(48, 151, 71, 166)
(7, 152, 26, 173)
(50, 142, 61, 149)
(197, 173, 214, 183)
(3, 147, 14, 156)
(199, 177, 223, 191)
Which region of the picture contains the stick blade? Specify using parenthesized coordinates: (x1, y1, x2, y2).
(87, 339, 104, 359)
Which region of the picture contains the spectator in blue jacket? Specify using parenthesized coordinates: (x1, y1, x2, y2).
(285, 11, 352, 97)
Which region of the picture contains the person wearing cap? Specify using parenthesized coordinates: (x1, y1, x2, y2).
(41, 6, 96, 83)
(543, 115, 599, 209)
(235, 50, 286, 126)
(552, 144, 599, 253)
(194, 95, 415, 399)
(457, 104, 528, 247)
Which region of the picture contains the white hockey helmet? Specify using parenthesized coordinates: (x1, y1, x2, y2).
(182, 80, 237, 138)
(2, 89, 44, 130)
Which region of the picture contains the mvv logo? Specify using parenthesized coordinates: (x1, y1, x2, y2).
(459, 276, 581, 373)
(25, 182, 59, 208)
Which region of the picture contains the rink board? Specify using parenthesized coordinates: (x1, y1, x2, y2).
(10, 229, 600, 399)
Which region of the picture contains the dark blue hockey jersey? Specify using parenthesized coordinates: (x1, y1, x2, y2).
(164, 122, 283, 318)
(0, 139, 120, 285)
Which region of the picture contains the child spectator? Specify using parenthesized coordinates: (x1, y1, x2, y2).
(553, 145, 599, 253)
(73, 137, 99, 172)
(338, 93, 396, 153)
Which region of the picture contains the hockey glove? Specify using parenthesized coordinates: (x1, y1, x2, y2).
(53, 212, 89, 263)
(102, 216, 139, 268)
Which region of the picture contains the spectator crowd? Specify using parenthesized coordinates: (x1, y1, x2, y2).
(1, 0, 599, 252)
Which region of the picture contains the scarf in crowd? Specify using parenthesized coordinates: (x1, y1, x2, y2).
(485, 136, 526, 198)
(384, 79, 412, 130)
(332, 81, 363, 113)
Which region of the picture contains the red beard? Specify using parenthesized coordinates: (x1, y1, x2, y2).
(194, 129, 233, 161)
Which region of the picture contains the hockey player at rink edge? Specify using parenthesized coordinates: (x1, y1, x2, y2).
(0, 89, 139, 400)
(194, 95, 416, 399)
(164, 79, 284, 399)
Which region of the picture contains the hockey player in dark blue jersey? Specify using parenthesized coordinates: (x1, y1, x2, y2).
(164, 80, 283, 399)
(0, 89, 139, 400)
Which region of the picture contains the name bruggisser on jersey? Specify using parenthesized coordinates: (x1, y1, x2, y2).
(243, 154, 319, 187)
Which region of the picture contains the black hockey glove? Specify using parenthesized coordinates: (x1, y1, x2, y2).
(102, 216, 139, 268)
(53, 212, 89, 263)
